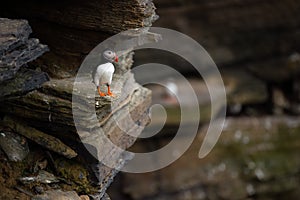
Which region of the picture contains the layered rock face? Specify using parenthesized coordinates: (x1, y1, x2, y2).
(0, 18, 49, 100)
(0, 0, 158, 199)
(0, 0, 158, 78)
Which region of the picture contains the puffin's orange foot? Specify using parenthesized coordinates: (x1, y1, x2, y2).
(97, 87, 106, 97)
(107, 92, 114, 97)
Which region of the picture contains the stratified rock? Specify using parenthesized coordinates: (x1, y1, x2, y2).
(0, 18, 49, 101)
(80, 195, 90, 200)
(19, 170, 59, 185)
(0, 69, 146, 132)
(0, 0, 157, 34)
(0, 8, 158, 198)
(0, 0, 158, 78)
(0, 40, 153, 199)
(0, 68, 49, 101)
(0, 18, 31, 57)
(84, 86, 151, 199)
(0, 130, 29, 162)
(32, 190, 81, 200)
(3, 116, 77, 159)
(0, 18, 48, 82)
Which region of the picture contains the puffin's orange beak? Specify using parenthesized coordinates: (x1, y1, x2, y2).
(115, 56, 119, 63)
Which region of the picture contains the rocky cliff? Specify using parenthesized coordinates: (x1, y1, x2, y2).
(0, 0, 157, 199)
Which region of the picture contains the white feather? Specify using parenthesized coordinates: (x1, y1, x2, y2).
(93, 62, 115, 86)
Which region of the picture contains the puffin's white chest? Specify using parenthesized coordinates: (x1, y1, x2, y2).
(93, 62, 115, 86)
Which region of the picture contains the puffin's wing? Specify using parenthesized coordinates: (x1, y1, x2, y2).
(94, 63, 115, 86)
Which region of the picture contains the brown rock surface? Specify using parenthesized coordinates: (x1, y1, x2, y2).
(0, 0, 158, 78)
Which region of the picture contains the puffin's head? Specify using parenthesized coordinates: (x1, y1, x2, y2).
(103, 50, 118, 63)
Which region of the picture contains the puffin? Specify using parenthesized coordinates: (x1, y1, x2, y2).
(93, 50, 118, 97)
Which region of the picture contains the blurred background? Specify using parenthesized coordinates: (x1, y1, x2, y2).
(108, 0, 300, 199)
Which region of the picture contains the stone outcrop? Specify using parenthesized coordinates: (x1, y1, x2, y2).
(0, 0, 158, 78)
(0, 44, 153, 200)
(0, 18, 49, 100)
(0, 0, 158, 199)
